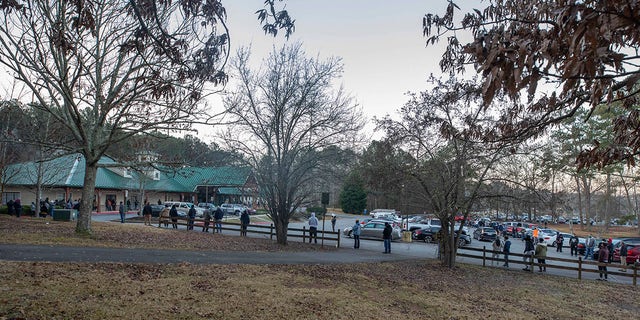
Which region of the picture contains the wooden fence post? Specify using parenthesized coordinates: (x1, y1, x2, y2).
(337, 232, 341, 248)
(482, 246, 486, 267)
(578, 257, 582, 280)
(270, 223, 274, 240)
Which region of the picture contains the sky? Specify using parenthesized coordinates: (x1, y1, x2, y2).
(214, 0, 462, 140)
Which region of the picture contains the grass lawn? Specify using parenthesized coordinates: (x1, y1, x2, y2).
(0, 215, 638, 319)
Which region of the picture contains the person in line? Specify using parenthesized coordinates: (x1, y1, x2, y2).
(142, 202, 153, 226)
(619, 241, 628, 272)
(569, 235, 579, 256)
(502, 235, 511, 267)
(169, 204, 179, 229)
(382, 222, 392, 254)
(535, 237, 547, 272)
(585, 234, 596, 260)
(607, 238, 614, 263)
(352, 219, 361, 249)
(13, 199, 21, 218)
(30, 202, 36, 217)
(202, 206, 212, 232)
(187, 205, 196, 230)
(214, 206, 224, 233)
(240, 209, 250, 236)
(159, 204, 170, 228)
(118, 201, 125, 223)
(598, 241, 609, 281)
(7, 199, 15, 216)
(522, 235, 535, 271)
(555, 232, 564, 252)
(308, 212, 319, 244)
(331, 214, 337, 232)
(491, 236, 502, 266)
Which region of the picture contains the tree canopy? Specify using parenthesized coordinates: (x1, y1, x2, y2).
(424, 0, 640, 168)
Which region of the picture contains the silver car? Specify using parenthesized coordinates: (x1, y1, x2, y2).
(343, 221, 402, 240)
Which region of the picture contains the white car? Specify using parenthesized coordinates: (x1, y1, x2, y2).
(164, 201, 204, 217)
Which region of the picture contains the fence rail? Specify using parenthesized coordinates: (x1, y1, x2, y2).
(158, 216, 341, 247)
(457, 246, 638, 285)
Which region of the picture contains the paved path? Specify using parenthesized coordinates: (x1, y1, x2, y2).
(0, 244, 403, 265)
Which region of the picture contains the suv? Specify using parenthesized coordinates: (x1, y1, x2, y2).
(220, 203, 248, 215)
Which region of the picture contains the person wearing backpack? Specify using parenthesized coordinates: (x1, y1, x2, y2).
(492, 237, 502, 266)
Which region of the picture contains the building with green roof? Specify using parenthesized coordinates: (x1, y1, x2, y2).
(1, 154, 256, 212)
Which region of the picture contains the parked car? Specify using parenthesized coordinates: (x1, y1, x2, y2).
(612, 242, 640, 264)
(220, 203, 253, 215)
(473, 227, 497, 242)
(149, 204, 165, 217)
(343, 220, 402, 240)
(413, 226, 442, 243)
(536, 228, 560, 245)
(456, 230, 472, 247)
(164, 201, 204, 217)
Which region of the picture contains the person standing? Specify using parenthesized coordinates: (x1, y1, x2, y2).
(118, 201, 125, 223)
(352, 219, 361, 249)
(14, 199, 21, 218)
(240, 209, 250, 236)
(142, 202, 152, 226)
(535, 237, 547, 272)
(569, 235, 579, 256)
(619, 241, 628, 272)
(169, 204, 179, 229)
(502, 236, 511, 267)
(7, 199, 15, 216)
(491, 236, 502, 266)
(202, 207, 212, 232)
(159, 204, 170, 227)
(214, 206, 224, 233)
(598, 242, 609, 281)
(555, 232, 564, 252)
(382, 222, 392, 254)
(308, 212, 319, 243)
(585, 235, 596, 260)
(331, 214, 337, 232)
(30, 202, 36, 217)
(522, 235, 535, 271)
(187, 205, 196, 230)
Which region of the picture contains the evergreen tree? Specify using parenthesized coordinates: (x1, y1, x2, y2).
(340, 172, 367, 214)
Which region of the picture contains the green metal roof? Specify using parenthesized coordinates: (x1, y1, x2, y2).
(3, 154, 252, 193)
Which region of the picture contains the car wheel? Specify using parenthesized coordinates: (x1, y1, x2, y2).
(458, 238, 466, 247)
(425, 236, 432, 243)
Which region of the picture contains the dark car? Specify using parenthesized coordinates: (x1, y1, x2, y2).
(149, 204, 165, 217)
(473, 227, 497, 242)
(456, 230, 472, 247)
(613, 242, 640, 264)
(413, 226, 441, 243)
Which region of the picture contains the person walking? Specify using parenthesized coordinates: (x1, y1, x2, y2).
(331, 214, 337, 232)
(598, 241, 609, 281)
(535, 237, 547, 272)
(502, 236, 511, 267)
(187, 205, 196, 230)
(569, 235, 579, 256)
(240, 209, 250, 236)
(585, 235, 596, 260)
(118, 201, 125, 223)
(491, 236, 502, 266)
(202, 207, 212, 232)
(382, 222, 392, 254)
(308, 212, 319, 244)
(142, 202, 152, 226)
(352, 219, 361, 249)
(555, 232, 564, 252)
(214, 206, 224, 233)
(169, 204, 179, 229)
(619, 241, 628, 272)
(522, 235, 535, 271)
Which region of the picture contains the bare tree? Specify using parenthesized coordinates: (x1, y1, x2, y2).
(222, 43, 364, 245)
(0, 1, 293, 234)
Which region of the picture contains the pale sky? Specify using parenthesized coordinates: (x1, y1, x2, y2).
(216, 0, 462, 140)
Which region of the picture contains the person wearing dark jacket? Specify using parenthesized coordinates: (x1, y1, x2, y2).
(187, 205, 196, 230)
(619, 241, 628, 272)
(142, 202, 153, 226)
(240, 209, 250, 236)
(13, 199, 22, 218)
(569, 236, 579, 256)
(598, 241, 609, 281)
(169, 204, 179, 229)
(522, 235, 535, 271)
(382, 222, 392, 254)
(214, 207, 224, 233)
(118, 201, 125, 223)
(502, 236, 511, 267)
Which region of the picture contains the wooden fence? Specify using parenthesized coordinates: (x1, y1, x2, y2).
(158, 216, 341, 247)
(457, 246, 638, 285)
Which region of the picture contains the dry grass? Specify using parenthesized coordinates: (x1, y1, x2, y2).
(0, 215, 638, 320)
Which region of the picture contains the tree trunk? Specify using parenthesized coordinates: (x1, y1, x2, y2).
(273, 215, 289, 245)
(76, 161, 97, 235)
